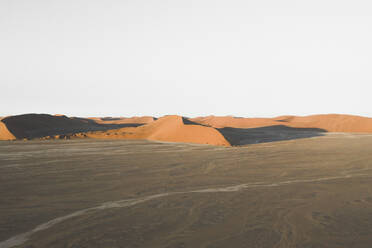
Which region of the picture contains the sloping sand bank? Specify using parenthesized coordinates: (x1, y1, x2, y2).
(0, 120, 15, 140)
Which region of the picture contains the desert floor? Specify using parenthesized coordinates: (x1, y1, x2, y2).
(1, 134, 372, 248)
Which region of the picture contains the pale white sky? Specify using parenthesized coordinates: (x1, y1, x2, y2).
(1, 0, 372, 117)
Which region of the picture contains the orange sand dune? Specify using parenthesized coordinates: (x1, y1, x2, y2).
(191, 114, 372, 133)
(81, 115, 231, 146)
(3, 113, 372, 145)
(0, 120, 15, 140)
(284, 114, 372, 133)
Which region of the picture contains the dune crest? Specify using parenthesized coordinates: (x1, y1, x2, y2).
(191, 116, 279, 128)
(90, 116, 155, 125)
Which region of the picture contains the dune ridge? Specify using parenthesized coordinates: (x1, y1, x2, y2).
(191, 116, 278, 129)
(2, 113, 372, 146)
(89, 116, 155, 125)
(191, 114, 372, 133)
(79, 115, 231, 146)
(281, 114, 372, 133)
(0, 114, 144, 141)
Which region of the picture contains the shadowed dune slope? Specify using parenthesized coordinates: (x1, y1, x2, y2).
(191, 114, 372, 133)
(218, 125, 326, 146)
(82, 115, 231, 146)
(1, 114, 107, 140)
(0, 114, 143, 140)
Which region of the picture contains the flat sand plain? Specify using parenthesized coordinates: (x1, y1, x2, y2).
(1, 134, 372, 248)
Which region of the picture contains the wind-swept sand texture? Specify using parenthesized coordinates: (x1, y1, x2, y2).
(1, 173, 368, 248)
(81, 115, 231, 146)
(2, 135, 372, 247)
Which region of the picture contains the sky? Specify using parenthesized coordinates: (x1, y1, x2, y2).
(1, 0, 372, 117)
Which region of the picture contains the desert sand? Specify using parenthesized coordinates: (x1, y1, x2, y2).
(0, 114, 145, 140)
(191, 114, 372, 132)
(80, 115, 230, 146)
(279, 114, 372, 132)
(2, 113, 372, 147)
(2, 134, 372, 247)
(2, 113, 372, 247)
(0, 120, 15, 140)
(89, 116, 155, 125)
(191, 116, 279, 129)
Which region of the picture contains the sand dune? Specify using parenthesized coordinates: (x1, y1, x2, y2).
(0, 114, 106, 140)
(0, 114, 141, 140)
(2, 113, 372, 145)
(191, 114, 372, 133)
(283, 114, 372, 132)
(80, 115, 231, 146)
(0, 120, 15, 140)
(191, 116, 278, 128)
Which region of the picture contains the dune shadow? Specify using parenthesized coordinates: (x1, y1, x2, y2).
(2, 114, 144, 140)
(182, 117, 209, 127)
(217, 125, 327, 146)
(100, 117, 122, 121)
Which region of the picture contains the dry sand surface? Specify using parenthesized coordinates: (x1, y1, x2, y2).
(1, 134, 372, 247)
(0, 121, 15, 141)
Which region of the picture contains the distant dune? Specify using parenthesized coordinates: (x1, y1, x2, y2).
(89, 116, 155, 125)
(1, 113, 372, 146)
(281, 114, 372, 133)
(191, 116, 278, 129)
(80, 115, 231, 146)
(0, 114, 145, 140)
(191, 114, 372, 133)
